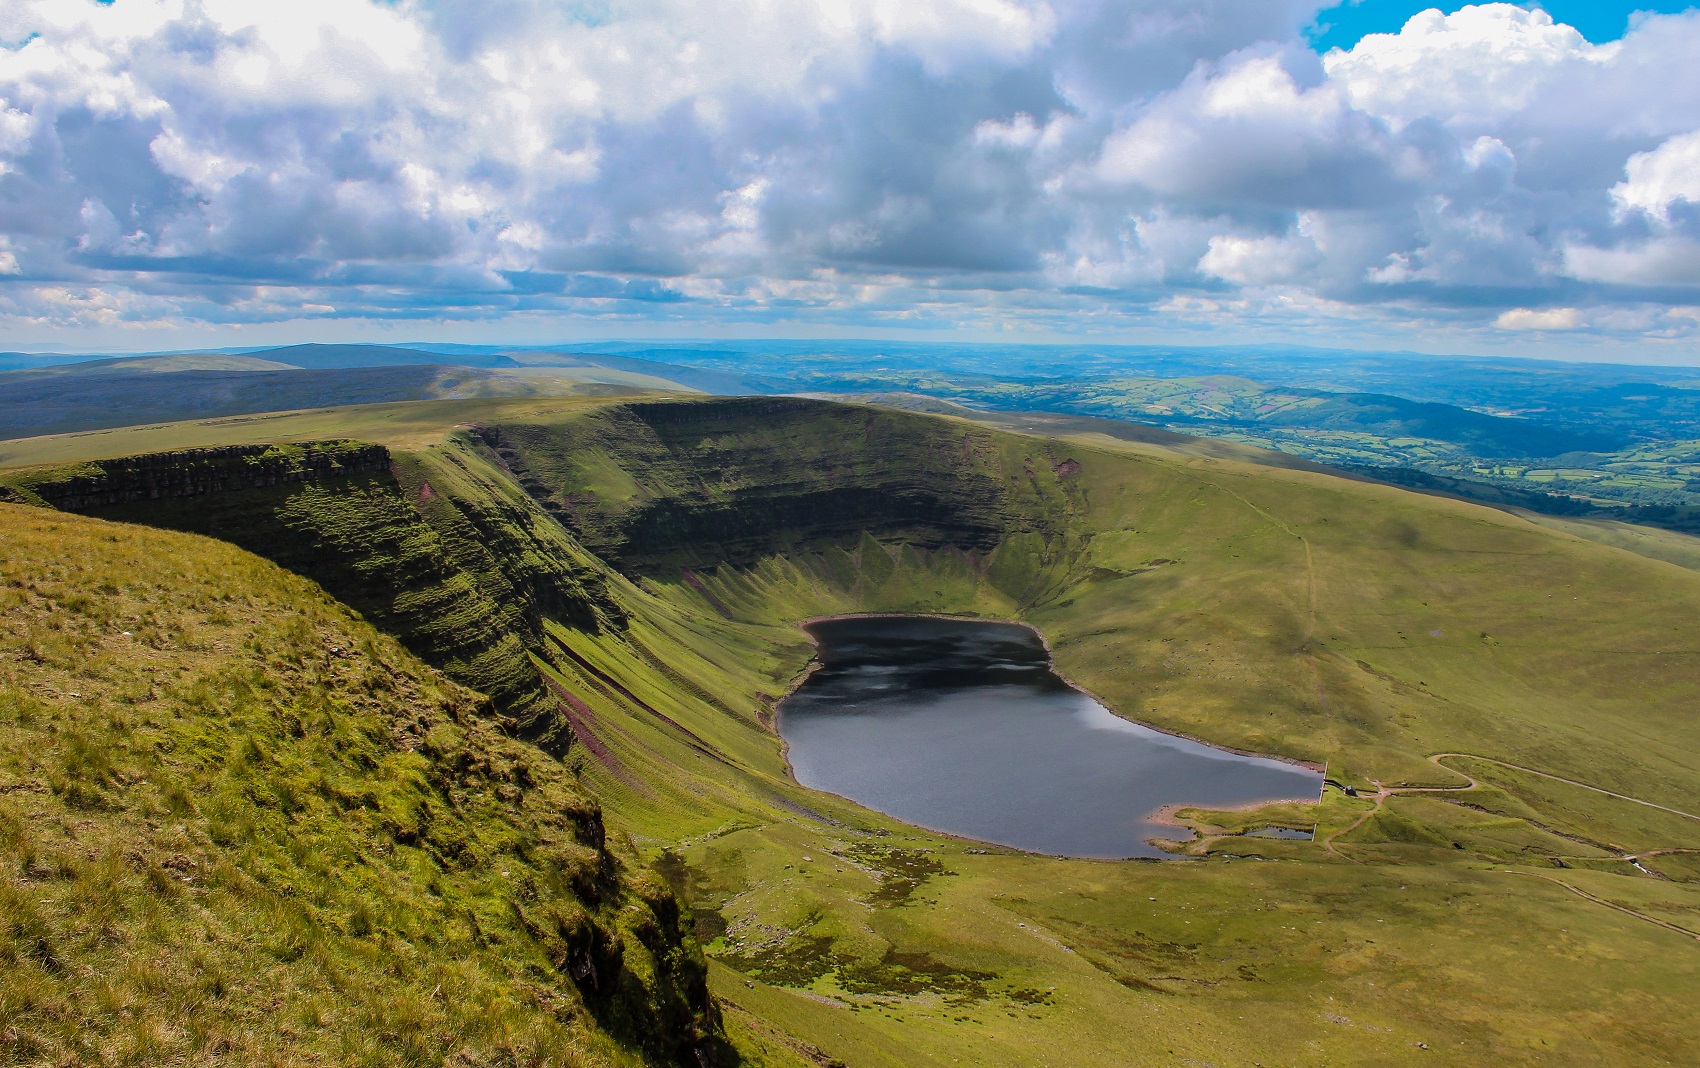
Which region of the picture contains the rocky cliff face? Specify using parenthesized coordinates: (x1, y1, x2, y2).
(475, 396, 1025, 572)
(0, 442, 597, 751)
(1, 441, 391, 510)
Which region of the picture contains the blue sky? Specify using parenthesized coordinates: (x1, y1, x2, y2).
(1309, 1, 1697, 50)
(2, 1, 1700, 363)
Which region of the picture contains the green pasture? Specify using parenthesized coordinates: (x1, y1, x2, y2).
(0, 395, 638, 470)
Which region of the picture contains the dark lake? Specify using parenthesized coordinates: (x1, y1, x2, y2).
(777, 616, 1322, 859)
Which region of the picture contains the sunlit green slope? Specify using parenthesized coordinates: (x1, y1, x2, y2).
(0, 505, 718, 1067)
(4, 395, 1699, 1066)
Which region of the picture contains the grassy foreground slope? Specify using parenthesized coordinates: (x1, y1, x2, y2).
(0, 506, 719, 1067)
(3, 396, 1700, 1066)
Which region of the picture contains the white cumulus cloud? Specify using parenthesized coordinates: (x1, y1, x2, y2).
(0, 0, 1696, 351)
(1495, 306, 1584, 331)
(1612, 131, 1700, 222)
(1198, 225, 1324, 287)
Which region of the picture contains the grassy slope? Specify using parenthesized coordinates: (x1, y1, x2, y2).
(1032, 440, 1700, 799)
(500, 401, 1700, 1068)
(861, 393, 1700, 575)
(5, 397, 1700, 1066)
(0, 442, 583, 745)
(0, 396, 647, 470)
(0, 505, 718, 1067)
(1513, 510, 1700, 572)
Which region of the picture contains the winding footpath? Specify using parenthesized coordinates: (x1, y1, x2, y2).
(1426, 753, 1700, 823)
(1501, 871, 1700, 944)
(1164, 468, 1700, 943)
(1321, 752, 1700, 944)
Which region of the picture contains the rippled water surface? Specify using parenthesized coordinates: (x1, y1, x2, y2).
(778, 616, 1321, 859)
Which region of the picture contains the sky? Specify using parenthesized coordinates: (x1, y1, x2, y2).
(1306, 0, 1698, 50)
(2, 1, 1700, 362)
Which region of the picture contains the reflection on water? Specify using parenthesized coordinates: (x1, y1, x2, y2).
(777, 616, 1321, 859)
(1243, 826, 1314, 840)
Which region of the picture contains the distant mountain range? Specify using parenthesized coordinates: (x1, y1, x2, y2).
(0, 345, 714, 440)
(4, 339, 1698, 536)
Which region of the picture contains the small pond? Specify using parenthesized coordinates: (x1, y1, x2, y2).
(1243, 826, 1314, 840)
(777, 616, 1321, 859)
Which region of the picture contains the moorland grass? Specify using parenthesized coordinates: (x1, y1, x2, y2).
(0, 505, 716, 1067)
(5, 396, 1700, 1066)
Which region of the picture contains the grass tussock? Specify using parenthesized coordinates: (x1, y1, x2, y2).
(0, 504, 713, 1067)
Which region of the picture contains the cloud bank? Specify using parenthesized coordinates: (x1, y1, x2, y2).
(2, 0, 1699, 352)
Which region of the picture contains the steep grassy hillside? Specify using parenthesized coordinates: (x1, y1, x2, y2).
(471, 397, 1059, 571)
(0, 505, 720, 1067)
(477, 399, 1700, 1067)
(0, 442, 593, 747)
(5, 395, 1700, 1066)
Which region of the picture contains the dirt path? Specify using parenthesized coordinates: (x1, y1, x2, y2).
(1429, 753, 1700, 823)
(1324, 752, 1700, 858)
(1180, 467, 1318, 643)
(1322, 790, 1391, 859)
(1498, 871, 1700, 944)
(1320, 760, 1480, 858)
(1318, 753, 1700, 941)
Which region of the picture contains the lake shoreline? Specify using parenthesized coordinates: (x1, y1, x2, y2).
(777, 613, 1323, 859)
(793, 611, 1327, 776)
